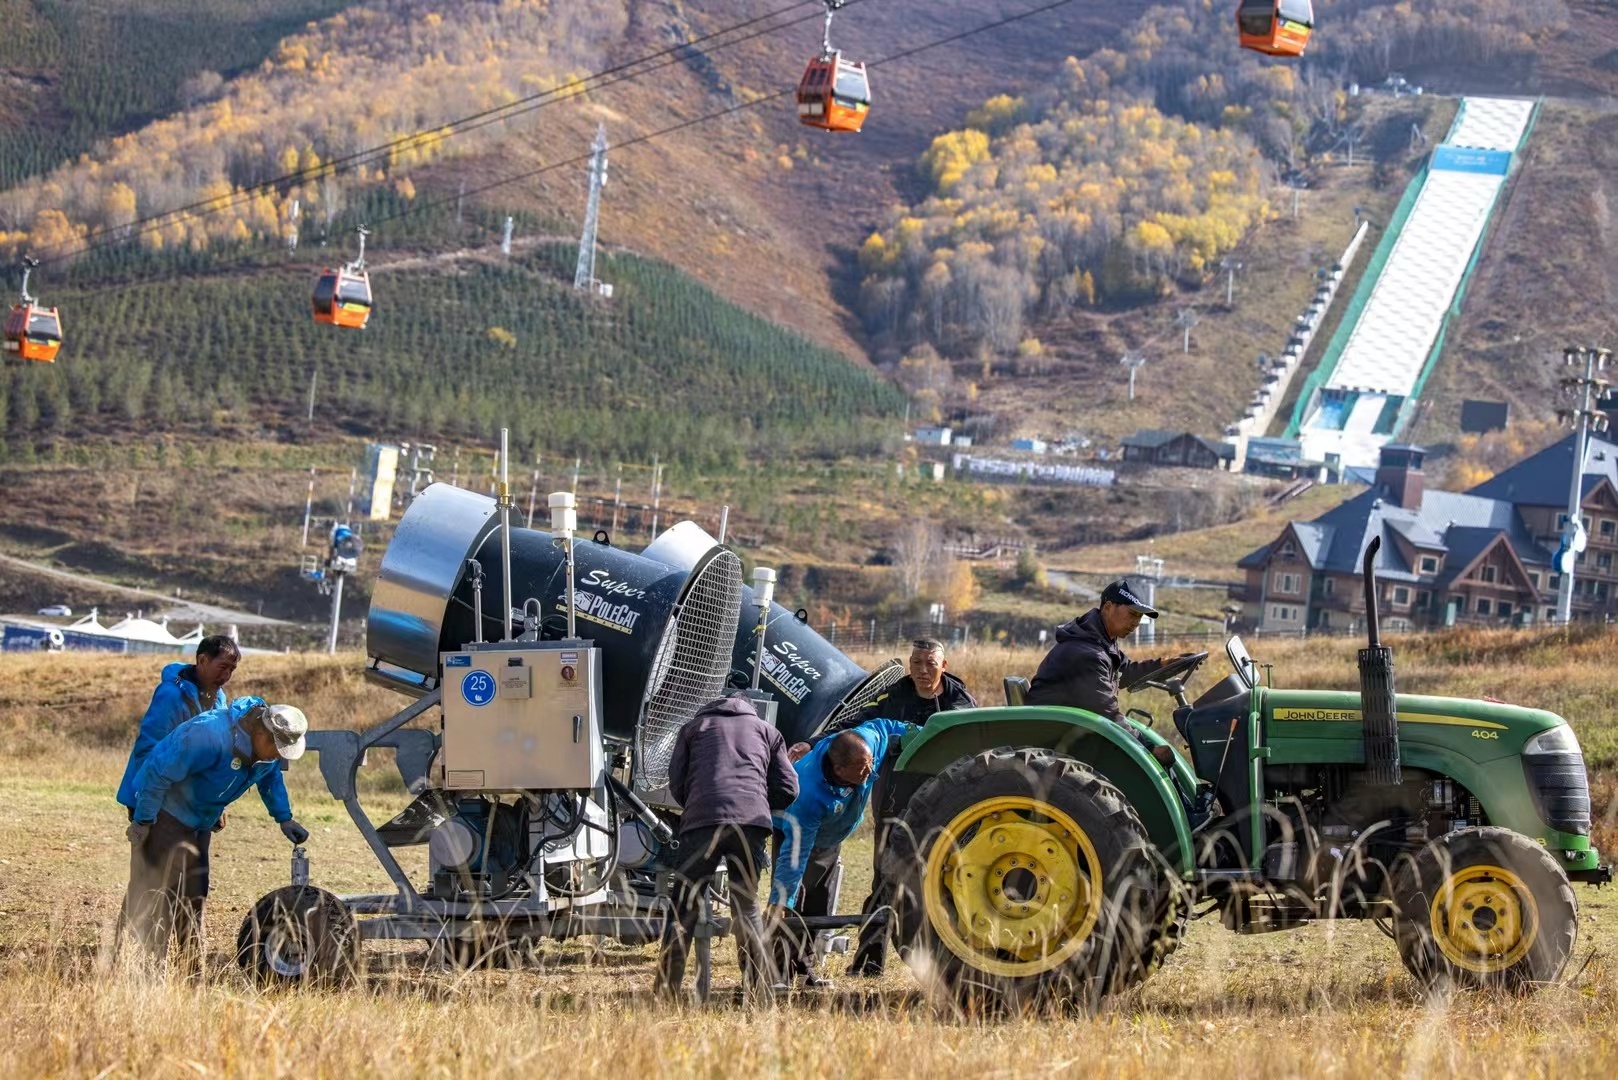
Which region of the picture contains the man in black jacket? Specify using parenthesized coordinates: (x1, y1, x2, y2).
(1026, 579, 1190, 764)
(799, 638, 979, 977)
(657, 692, 799, 1002)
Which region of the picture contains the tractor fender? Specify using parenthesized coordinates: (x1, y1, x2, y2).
(896, 706, 1195, 875)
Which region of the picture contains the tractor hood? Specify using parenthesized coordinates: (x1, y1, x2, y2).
(1260, 687, 1597, 865)
(1260, 689, 1567, 765)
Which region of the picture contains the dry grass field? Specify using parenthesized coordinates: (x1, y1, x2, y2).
(2, 628, 1617, 1077)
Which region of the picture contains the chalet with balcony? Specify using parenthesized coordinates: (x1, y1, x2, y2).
(1231, 440, 1618, 632)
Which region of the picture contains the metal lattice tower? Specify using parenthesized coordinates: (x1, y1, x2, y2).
(574, 123, 609, 291)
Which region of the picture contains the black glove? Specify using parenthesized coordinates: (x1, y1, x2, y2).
(127, 821, 152, 846)
(280, 819, 310, 845)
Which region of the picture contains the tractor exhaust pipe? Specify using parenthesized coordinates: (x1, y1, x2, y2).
(1359, 536, 1401, 786)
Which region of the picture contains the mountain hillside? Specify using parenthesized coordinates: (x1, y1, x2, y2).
(0, 1, 1616, 587)
(0, 0, 1151, 361)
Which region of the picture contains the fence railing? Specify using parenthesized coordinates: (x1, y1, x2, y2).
(811, 615, 1577, 656)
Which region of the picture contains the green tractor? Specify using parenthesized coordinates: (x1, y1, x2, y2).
(882, 539, 1609, 1009)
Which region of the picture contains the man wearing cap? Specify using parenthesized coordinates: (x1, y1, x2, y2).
(1026, 579, 1192, 765)
(122, 697, 311, 975)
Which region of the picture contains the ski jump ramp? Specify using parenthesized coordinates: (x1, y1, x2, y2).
(1294, 97, 1536, 472)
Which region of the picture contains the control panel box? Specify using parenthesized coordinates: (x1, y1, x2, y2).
(439, 641, 604, 791)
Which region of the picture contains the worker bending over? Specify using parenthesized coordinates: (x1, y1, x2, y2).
(803, 638, 977, 976)
(771, 718, 909, 988)
(658, 692, 799, 1002)
(122, 698, 310, 977)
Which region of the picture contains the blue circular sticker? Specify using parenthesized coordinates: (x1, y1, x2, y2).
(461, 670, 496, 707)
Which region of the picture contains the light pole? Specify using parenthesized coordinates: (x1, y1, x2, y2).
(1133, 554, 1164, 647)
(1220, 257, 1243, 306)
(1174, 307, 1200, 354)
(1120, 351, 1147, 402)
(1553, 346, 1611, 624)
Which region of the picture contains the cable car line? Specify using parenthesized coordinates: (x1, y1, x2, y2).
(28, 0, 1314, 278)
(32, 0, 1230, 327)
(363, 0, 1088, 233)
(44, 0, 864, 266)
(46, 0, 1087, 283)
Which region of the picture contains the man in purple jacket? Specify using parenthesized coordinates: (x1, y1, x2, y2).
(656, 692, 799, 1001)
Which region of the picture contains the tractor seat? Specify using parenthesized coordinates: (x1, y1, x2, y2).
(1003, 676, 1030, 706)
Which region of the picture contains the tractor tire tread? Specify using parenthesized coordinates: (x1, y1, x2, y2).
(882, 745, 1172, 1012)
(1392, 825, 1577, 993)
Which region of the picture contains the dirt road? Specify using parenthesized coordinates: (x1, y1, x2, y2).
(0, 552, 290, 627)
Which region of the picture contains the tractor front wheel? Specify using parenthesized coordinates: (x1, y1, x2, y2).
(1392, 826, 1577, 992)
(883, 747, 1167, 1012)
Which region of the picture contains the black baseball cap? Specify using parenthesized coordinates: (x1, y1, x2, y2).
(1100, 579, 1158, 618)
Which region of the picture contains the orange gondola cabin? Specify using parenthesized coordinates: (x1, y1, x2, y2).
(1237, 0, 1313, 58)
(797, 0, 870, 133)
(797, 53, 871, 133)
(312, 267, 373, 329)
(4, 258, 61, 364)
(3, 301, 62, 364)
(312, 226, 373, 329)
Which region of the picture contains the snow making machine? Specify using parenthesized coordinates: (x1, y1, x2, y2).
(237, 469, 758, 983)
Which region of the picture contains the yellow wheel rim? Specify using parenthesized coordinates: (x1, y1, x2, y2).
(1430, 864, 1538, 974)
(921, 795, 1103, 978)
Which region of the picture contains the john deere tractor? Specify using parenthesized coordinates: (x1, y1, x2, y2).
(882, 539, 1609, 1009)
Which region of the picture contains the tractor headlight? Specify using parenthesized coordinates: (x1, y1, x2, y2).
(1523, 725, 1582, 757)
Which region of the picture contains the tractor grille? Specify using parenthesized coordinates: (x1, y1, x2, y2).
(636, 548, 743, 790)
(1525, 753, 1592, 835)
(815, 659, 907, 737)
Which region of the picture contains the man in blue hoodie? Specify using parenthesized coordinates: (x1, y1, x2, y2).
(122, 697, 310, 975)
(770, 717, 909, 987)
(115, 635, 240, 821)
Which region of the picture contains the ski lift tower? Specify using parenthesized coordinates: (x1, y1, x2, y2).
(300, 522, 363, 653)
(574, 123, 612, 298)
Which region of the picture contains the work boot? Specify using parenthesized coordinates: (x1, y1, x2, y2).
(799, 971, 834, 989)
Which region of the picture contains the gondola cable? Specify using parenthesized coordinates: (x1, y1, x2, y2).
(39, 0, 857, 267)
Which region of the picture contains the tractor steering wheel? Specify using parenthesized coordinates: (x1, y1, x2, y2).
(1130, 651, 1209, 695)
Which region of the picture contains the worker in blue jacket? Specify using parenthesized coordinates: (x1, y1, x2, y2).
(121, 697, 310, 975)
(115, 635, 240, 819)
(769, 717, 909, 987)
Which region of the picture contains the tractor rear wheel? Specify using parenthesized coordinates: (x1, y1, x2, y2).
(1109, 846, 1191, 992)
(1392, 826, 1577, 992)
(236, 886, 359, 987)
(883, 747, 1167, 1013)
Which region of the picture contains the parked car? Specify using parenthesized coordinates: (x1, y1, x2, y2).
(36, 605, 72, 618)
